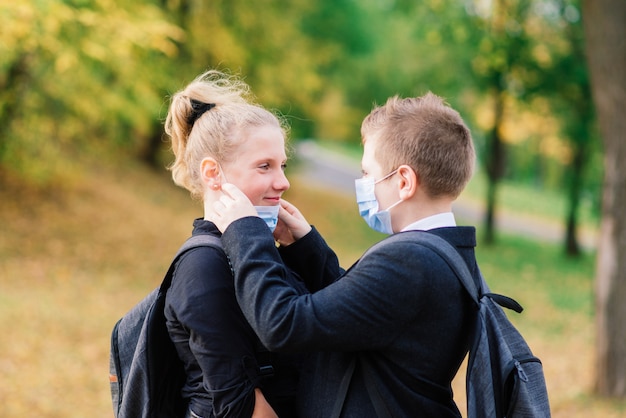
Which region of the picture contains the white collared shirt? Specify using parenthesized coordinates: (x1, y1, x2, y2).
(401, 212, 457, 232)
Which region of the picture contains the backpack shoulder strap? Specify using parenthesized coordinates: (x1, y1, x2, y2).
(411, 233, 481, 304)
(329, 357, 356, 418)
(176, 234, 223, 256)
(414, 232, 523, 313)
(159, 234, 223, 292)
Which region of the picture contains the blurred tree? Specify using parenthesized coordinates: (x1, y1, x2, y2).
(321, 0, 484, 144)
(139, 0, 193, 168)
(148, 0, 333, 144)
(583, 0, 626, 399)
(0, 0, 183, 184)
(0, 53, 31, 179)
(520, 0, 597, 257)
(384, 1, 480, 101)
(558, 14, 595, 258)
(467, 0, 533, 244)
(465, 0, 600, 254)
(295, 0, 377, 141)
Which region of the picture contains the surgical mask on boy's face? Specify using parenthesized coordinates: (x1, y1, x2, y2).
(354, 169, 401, 234)
(218, 164, 280, 232)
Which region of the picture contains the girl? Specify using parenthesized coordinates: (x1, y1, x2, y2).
(164, 70, 304, 418)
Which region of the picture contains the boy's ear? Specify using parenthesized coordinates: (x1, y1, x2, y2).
(397, 165, 418, 200)
(200, 157, 221, 188)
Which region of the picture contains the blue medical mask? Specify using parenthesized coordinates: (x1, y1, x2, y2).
(254, 205, 280, 232)
(354, 170, 402, 234)
(218, 164, 279, 232)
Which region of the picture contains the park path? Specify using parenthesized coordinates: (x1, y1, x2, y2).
(292, 140, 598, 250)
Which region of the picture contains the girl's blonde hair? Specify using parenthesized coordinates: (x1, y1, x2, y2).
(165, 70, 287, 200)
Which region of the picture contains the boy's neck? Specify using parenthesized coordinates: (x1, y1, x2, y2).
(394, 196, 454, 232)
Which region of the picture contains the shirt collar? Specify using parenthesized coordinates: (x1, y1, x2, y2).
(401, 212, 457, 232)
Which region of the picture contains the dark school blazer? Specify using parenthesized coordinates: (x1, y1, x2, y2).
(222, 217, 479, 418)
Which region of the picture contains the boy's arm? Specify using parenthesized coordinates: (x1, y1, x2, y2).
(277, 226, 344, 292)
(222, 217, 425, 353)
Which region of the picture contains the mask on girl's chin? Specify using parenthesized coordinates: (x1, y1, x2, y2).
(254, 205, 280, 232)
(354, 177, 401, 235)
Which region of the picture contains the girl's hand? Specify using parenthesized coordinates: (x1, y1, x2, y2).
(273, 199, 311, 246)
(211, 183, 257, 233)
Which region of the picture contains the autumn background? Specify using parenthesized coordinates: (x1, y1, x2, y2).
(1, 0, 625, 416)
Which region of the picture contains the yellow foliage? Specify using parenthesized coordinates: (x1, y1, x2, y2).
(473, 95, 573, 165)
(501, 99, 573, 164)
(532, 43, 553, 68)
(312, 89, 363, 142)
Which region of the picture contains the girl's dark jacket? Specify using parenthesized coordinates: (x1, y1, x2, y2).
(165, 219, 304, 418)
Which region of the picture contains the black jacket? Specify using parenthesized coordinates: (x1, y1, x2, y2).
(222, 217, 478, 418)
(165, 219, 304, 418)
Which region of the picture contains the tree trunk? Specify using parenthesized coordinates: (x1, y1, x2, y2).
(0, 54, 30, 160)
(583, 0, 626, 398)
(564, 143, 585, 257)
(484, 87, 506, 245)
(562, 13, 593, 259)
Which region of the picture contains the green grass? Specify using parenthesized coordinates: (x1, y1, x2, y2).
(476, 234, 595, 315)
(0, 157, 623, 417)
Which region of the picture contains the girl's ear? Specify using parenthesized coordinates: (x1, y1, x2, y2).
(200, 157, 221, 190)
(397, 164, 418, 200)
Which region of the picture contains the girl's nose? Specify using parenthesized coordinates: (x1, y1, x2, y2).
(275, 170, 290, 191)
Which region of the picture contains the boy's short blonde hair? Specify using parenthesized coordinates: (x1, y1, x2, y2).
(361, 92, 475, 198)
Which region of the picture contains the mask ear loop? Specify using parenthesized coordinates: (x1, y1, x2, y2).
(374, 168, 399, 185)
(385, 198, 403, 212)
(377, 168, 404, 213)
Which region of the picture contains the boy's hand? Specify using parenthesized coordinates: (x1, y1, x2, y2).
(211, 183, 257, 232)
(273, 199, 311, 246)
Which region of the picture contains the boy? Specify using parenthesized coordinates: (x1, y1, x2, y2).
(212, 92, 478, 417)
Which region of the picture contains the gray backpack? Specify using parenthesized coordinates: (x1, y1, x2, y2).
(109, 235, 223, 418)
(419, 233, 551, 418)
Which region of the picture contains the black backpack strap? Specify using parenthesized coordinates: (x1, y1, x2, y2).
(329, 357, 356, 418)
(360, 358, 394, 418)
(416, 233, 523, 313)
(159, 234, 223, 292)
(414, 234, 480, 300)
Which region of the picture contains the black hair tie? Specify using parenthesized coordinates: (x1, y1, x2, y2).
(187, 99, 216, 126)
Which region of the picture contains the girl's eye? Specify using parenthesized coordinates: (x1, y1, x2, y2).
(281, 163, 288, 171)
(259, 164, 270, 170)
